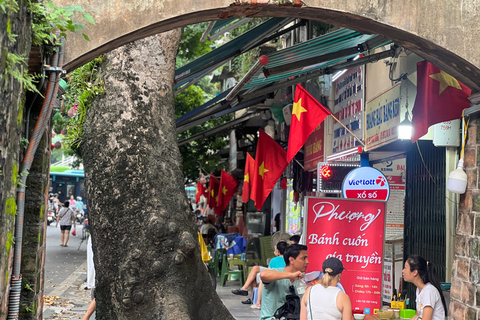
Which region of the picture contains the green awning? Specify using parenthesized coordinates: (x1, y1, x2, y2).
(245, 29, 391, 88)
(175, 18, 293, 89)
(210, 18, 238, 34)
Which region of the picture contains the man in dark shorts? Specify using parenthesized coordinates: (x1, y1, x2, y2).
(56, 200, 76, 247)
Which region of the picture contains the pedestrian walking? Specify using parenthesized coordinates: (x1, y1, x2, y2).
(56, 200, 76, 247)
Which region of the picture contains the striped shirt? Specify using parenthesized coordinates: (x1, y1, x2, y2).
(58, 207, 75, 226)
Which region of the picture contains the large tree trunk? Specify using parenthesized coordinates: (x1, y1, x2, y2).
(81, 31, 234, 320)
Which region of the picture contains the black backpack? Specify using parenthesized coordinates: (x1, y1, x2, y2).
(273, 285, 301, 320)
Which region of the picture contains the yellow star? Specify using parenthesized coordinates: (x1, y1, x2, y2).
(222, 186, 228, 195)
(259, 161, 269, 179)
(244, 173, 249, 183)
(211, 189, 214, 197)
(429, 70, 462, 95)
(215, 195, 218, 202)
(293, 97, 307, 121)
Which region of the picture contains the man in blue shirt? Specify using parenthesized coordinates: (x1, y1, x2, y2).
(259, 244, 308, 320)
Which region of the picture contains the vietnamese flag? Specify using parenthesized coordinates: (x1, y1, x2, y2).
(207, 174, 220, 209)
(412, 61, 471, 142)
(286, 84, 331, 163)
(195, 181, 206, 204)
(217, 170, 239, 212)
(242, 153, 255, 203)
(251, 129, 289, 211)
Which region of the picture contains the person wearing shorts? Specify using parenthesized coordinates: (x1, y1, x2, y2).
(56, 200, 76, 247)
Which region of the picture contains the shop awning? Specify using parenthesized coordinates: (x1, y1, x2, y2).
(245, 29, 391, 89)
(208, 18, 252, 40)
(174, 17, 293, 89)
(177, 111, 261, 146)
(176, 27, 393, 143)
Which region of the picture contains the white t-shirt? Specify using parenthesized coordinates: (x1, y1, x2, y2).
(415, 283, 445, 320)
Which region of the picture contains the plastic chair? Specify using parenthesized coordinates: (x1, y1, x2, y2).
(213, 248, 227, 277)
(228, 256, 246, 277)
(259, 235, 275, 267)
(220, 254, 244, 287)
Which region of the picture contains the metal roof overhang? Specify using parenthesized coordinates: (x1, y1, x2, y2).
(177, 112, 262, 146)
(245, 29, 392, 89)
(176, 28, 393, 144)
(176, 94, 269, 134)
(174, 18, 294, 89)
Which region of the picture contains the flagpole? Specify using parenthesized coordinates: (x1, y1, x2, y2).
(329, 114, 366, 148)
(293, 158, 304, 169)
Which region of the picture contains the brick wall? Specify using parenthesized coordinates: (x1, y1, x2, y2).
(450, 97, 480, 320)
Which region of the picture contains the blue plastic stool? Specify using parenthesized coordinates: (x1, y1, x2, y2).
(252, 287, 258, 304)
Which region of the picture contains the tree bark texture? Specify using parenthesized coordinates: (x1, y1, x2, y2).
(81, 31, 234, 320)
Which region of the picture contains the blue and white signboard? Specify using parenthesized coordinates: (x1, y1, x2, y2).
(341, 167, 390, 201)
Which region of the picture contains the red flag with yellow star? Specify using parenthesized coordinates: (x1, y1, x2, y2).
(242, 153, 255, 203)
(217, 170, 238, 211)
(251, 129, 289, 211)
(286, 84, 331, 163)
(412, 61, 471, 142)
(195, 180, 206, 204)
(207, 174, 220, 210)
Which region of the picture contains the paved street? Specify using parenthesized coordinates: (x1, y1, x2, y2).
(43, 225, 260, 319)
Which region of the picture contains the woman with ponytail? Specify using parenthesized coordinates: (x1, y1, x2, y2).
(300, 257, 352, 320)
(402, 255, 447, 320)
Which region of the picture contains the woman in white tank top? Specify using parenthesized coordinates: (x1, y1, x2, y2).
(300, 257, 352, 320)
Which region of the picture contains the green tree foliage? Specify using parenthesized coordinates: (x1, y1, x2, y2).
(2, 0, 94, 94)
(229, 18, 269, 79)
(175, 23, 236, 183)
(52, 57, 105, 158)
(176, 23, 214, 67)
(175, 85, 230, 183)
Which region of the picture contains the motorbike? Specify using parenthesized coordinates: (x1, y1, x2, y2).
(75, 208, 85, 224)
(47, 211, 56, 225)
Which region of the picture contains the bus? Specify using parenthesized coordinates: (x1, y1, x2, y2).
(49, 169, 86, 212)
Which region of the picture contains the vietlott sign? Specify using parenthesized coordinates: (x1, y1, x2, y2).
(342, 167, 390, 201)
(304, 197, 386, 313)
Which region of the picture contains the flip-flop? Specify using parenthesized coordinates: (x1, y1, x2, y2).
(60, 244, 64, 246)
(64, 245, 68, 247)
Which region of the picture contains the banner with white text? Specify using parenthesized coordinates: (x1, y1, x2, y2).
(304, 197, 386, 312)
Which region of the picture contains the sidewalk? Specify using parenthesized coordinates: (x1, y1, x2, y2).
(43, 261, 260, 320)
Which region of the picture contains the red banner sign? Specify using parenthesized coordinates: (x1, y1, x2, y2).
(304, 122, 324, 171)
(305, 197, 386, 312)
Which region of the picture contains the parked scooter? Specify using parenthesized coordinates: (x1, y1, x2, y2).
(47, 210, 56, 225)
(47, 193, 56, 225)
(75, 208, 85, 224)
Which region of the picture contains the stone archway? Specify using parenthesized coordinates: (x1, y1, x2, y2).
(55, 0, 480, 90)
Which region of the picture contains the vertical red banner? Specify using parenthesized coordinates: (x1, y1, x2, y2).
(305, 197, 386, 312)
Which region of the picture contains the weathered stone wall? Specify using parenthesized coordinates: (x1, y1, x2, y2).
(52, 0, 480, 91)
(450, 99, 480, 320)
(19, 114, 50, 319)
(0, 4, 32, 320)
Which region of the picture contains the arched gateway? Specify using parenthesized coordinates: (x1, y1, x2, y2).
(55, 0, 480, 90)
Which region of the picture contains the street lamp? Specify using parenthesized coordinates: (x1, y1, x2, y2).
(398, 111, 412, 140)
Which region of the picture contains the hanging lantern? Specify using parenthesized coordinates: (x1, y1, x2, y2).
(51, 143, 55, 150)
(51, 131, 56, 138)
(54, 141, 62, 149)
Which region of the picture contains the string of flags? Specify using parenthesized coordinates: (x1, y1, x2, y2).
(196, 83, 331, 212)
(195, 61, 473, 212)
